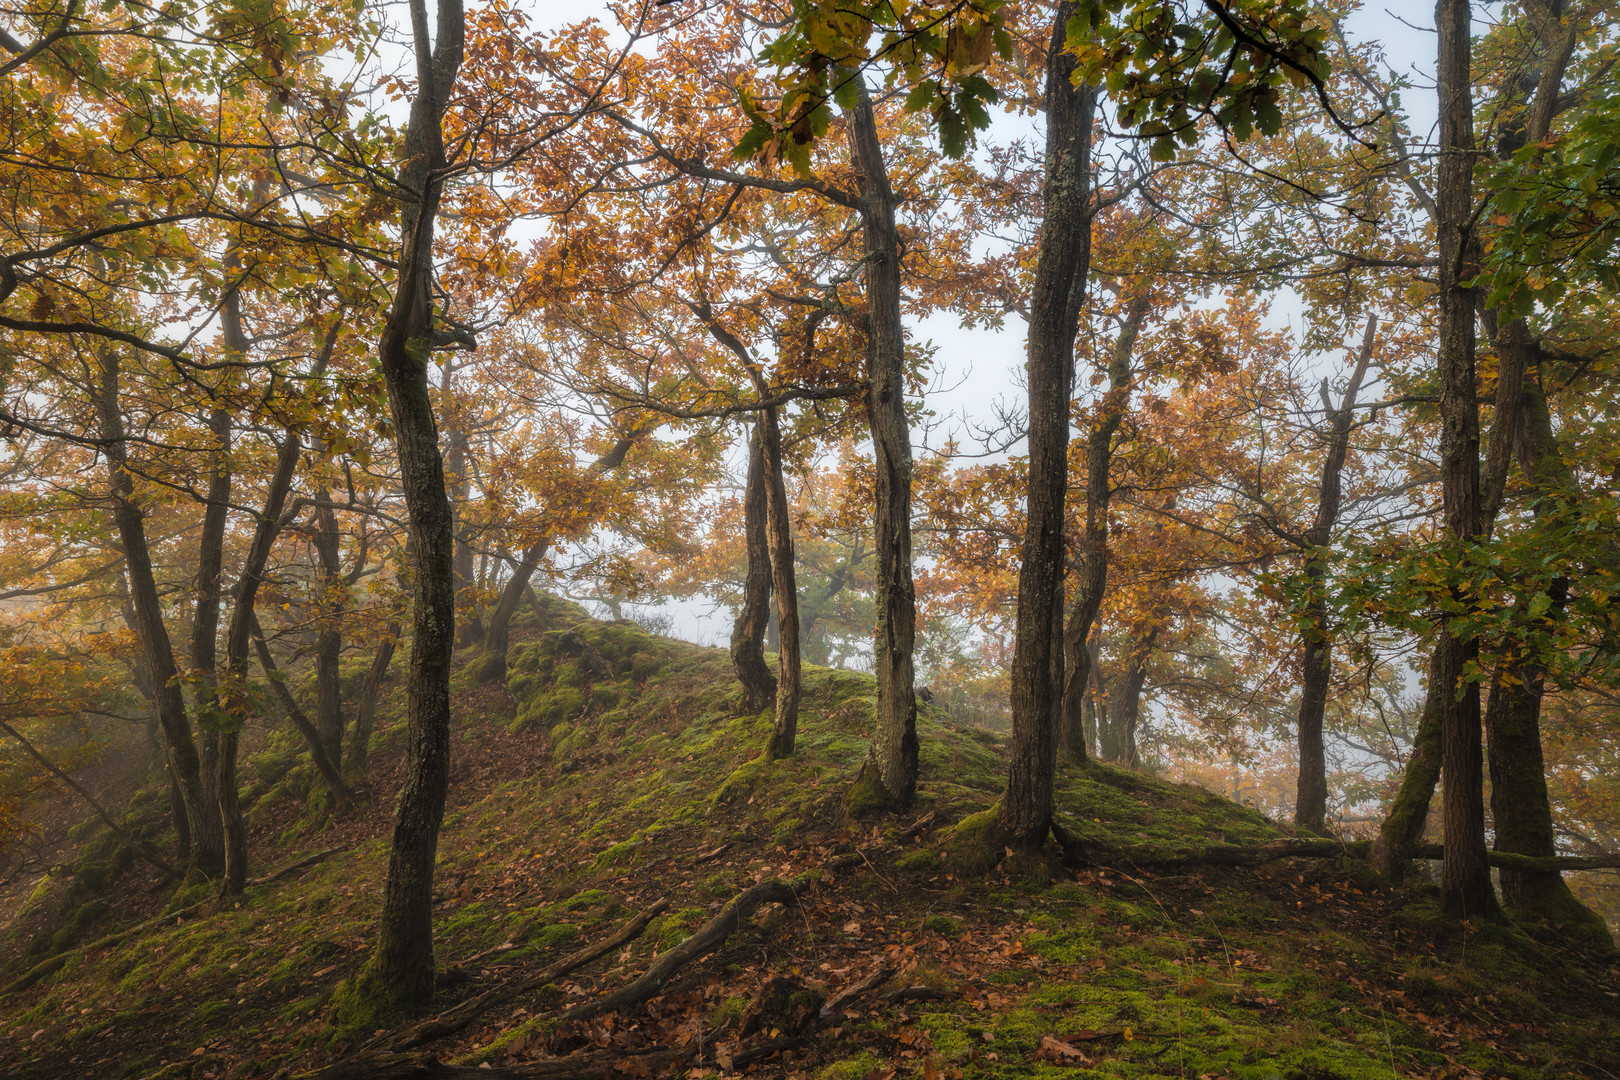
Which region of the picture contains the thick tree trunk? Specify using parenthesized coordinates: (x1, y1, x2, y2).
(94, 350, 220, 876)
(846, 81, 918, 811)
(313, 498, 347, 770)
(1433, 0, 1496, 920)
(759, 406, 800, 758)
(348, 624, 399, 776)
(1004, 4, 1096, 848)
(1293, 317, 1376, 833)
(731, 422, 776, 713)
(1484, 374, 1607, 937)
(1060, 296, 1146, 761)
(349, 0, 466, 1017)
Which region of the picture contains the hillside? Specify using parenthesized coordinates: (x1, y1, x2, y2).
(2, 598, 1618, 1080)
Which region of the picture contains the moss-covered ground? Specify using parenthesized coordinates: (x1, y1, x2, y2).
(1, 594, 1616, 1078)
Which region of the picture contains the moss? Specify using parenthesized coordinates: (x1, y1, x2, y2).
(920, 914, 961, 938)
(817, 1052, 885, 1080)
(938, 802, 1003, 874)
(843, 767, 894, 818)
(896, 849, 940, 873)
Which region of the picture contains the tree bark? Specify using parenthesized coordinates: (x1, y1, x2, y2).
(188, 403, 231, 865)
(475, 539, 550, 682)
(249, 613, 353, 807)
(444, 358, 484, 648)
(759, 406, 800, 758)
(349, 623, 400, 776)
(94, 349, 221, 876)
(352, 0, 465, 1016)
(1369, 649, 1444, 878)
(1004, 4, 1095, 848)
(845, 81, 919, 811)
(731, 421, 776, 713)
(1433, 0, 1497, 920)
(312, 497, 347, 770)
(1060, 295, 1146, 762)
(1293, 316, 1376, 833)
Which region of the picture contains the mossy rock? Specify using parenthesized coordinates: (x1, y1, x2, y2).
(466, 651, 507, 685)
(512, 687, 587, 734)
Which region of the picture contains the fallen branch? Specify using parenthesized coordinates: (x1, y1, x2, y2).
(899, 810, 941, 839)
(885, 985, 958, 1004)
(557, 877, 801, 1025)
(1066, 836, 1620, 872)
(820, 964, 895, 1020)
(250, 846, 347, 887)
(355, 901, 669, 1057)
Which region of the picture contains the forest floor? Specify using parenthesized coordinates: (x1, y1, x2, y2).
(1, 595, 1617, 1080)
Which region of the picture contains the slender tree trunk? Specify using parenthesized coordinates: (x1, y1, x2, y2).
(188, 403, 231, 865)
(94, 350, 220, 876)
(1004, 4, 1096, 847)
(759, 406, 800, 758)
(845, 81, 919, 811)
(1060, 296, 1147, 761)
(476, 539, 549, 682)
(348, 624, 400, 776)
(118, 576, 191, 859)
(731, 421, 776, 712)
(249, 613, 351, 806)
(351, 0, 465, 1016)
(1434, 0, 1497, 919)
(444, 358, 484, 648)
(1116, 627, 1157, 769)
(1369, 650, 1444, 877)
(313, 498, 347, 770)
(1293, 317, 1376, 833)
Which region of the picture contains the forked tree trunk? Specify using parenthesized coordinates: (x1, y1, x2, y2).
(846, 81, 919, 812)
(759, 406, 800, 758)
(731, 422, 776, 713)
(1060, 296, 1146, 762)
(95, 349, 221, 876)
(1433, 0, 1496, 920)
(1293, 316, 1376, 834)
(350, 0, 465, 1016)
(1004, 3, 1096, 848)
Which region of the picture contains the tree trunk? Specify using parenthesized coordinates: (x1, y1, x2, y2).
(1060, 296, 1147, 762)
(1485, 373, 1607, 938)
(1004, 4, 1096, 848)
(94, 349, 221, 876)
(188, 403, 231, 865)
(1293, 316, 1376, 834)
(444, 358, 484, 648)
(313, 498, 347, 770)
(846, 80, 918, 812)
(1369, 649, 1443, 878)
(1433, 0, 1496, 920)
(1116, 626, 1157, 768)
(731, 421, 776, 713)
(759, 406, 800, 758)
(349, 0, 466, 1017)
(475, 539, 549, 682)
(249, 613, 352, 807)
(349, 624, 400, 776)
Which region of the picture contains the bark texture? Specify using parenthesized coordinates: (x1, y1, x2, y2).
(1433, 0, 1497, 919)
(759, 406, 800, 758)
(1368, 649, 1444, 878)
(730, 422, 777, 713)
(1005, 4, 1095, 848)
(846, 80, 918, 811)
